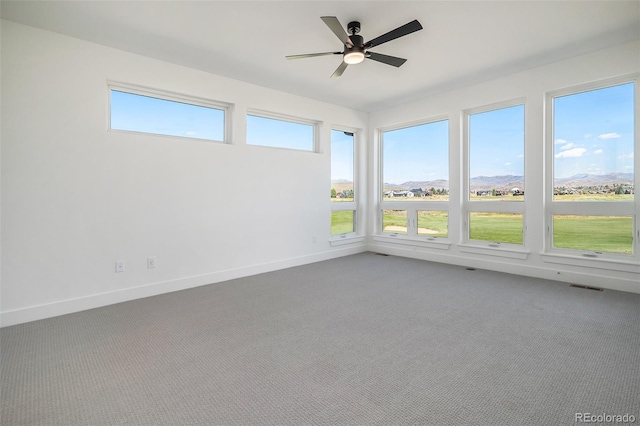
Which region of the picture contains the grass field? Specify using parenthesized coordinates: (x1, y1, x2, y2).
(553, 215, 633, 254)
(331, 211, 355, 235)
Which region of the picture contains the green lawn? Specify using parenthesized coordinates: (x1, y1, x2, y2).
(469, 213, 523, 244)
(553, 215, 633, 254)
(331, 211, 355, 235)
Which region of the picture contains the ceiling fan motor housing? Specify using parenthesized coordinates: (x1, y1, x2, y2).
(348, 34, 364, 48)
(347, 21, 361, 34)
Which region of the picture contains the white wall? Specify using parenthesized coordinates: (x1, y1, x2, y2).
(368, 40, 640, 293)
(1, 21, 368, 326)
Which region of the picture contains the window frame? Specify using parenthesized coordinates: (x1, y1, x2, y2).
(377, 116, 451, 247)
(544, 74, 639, 264)
(246, 109, 320, 153)
(107, 81, 231, 143)
(462, 98, 527, 251)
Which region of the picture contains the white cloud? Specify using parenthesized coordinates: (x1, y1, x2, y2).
(555, 147, 587, 158)
(593, 149, 603, 154)
(517, 154, 524, 158)
(560, 142, 575, 150)
(617, 152, 633, 159)
(185, 131, 197, 136)
(504, 162, 511, 166)
(598, 132, 621, 139)
(555, 138, 568, 145)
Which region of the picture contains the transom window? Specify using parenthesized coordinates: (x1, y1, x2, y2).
(109, 84, 226, 142)
(246, 112, 316, 152)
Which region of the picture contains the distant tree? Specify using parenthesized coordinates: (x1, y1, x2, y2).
(331, 188, 337, 198)
(491, 188, 497, 196)
(615, 185, 626, 195)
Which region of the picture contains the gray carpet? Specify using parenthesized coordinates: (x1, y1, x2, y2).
(2, 253, 639, 425)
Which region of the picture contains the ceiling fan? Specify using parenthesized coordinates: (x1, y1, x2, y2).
(286, 16, 423, 78)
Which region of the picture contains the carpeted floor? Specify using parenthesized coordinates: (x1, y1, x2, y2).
(2, 253, 639, 425)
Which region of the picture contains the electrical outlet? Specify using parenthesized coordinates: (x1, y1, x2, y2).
(115, 260, 125, 273)
(147, 256, 157, 269)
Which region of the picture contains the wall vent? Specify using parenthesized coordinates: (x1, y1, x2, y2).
(570, 284, 604, 292)
(375, 253, 389, 256)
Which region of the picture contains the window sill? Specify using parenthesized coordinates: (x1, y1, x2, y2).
(541, 252, 640, 273)
(372, 235, 451, 250)
(329, 235, 365, 247)
(458, 243, 530, 260)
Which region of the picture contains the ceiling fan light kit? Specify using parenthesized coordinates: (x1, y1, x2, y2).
(286, 16, 423, 77)
(344, 49, 365, 65)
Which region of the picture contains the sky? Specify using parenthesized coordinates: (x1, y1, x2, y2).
(110, 90, 225, 141)
(383, 119, 449, 184)
(553, 82, 634, 179)
(331, 130, 354, 181)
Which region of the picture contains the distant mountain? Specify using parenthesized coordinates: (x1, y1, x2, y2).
(469, 175, 524, 191)
(401, 179, 450, 190)
(555, 173, 634, 187)
(384, 176, 525, 191)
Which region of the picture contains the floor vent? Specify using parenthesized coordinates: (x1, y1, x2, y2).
(570, 284, 604, 292)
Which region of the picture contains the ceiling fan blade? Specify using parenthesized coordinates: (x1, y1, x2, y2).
(331, 61, 348, 78)
(364, 19, 423, 49)
(321, 16, 353, 47)
(366, 52, 407, 67)
(286, 52, 342, 60)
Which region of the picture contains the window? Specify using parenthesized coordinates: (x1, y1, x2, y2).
(109, 84, 226, 142)
(331, 130, 354, 202)
(547, 78, 637, 258)
(469, 212, 523, 245)
(465, 101, 526, 246)
(417, 211, 448, 238)
(246, 112, 316, 151)
(379, 119, 450, 242)
(331, 211, 355, 235)
(382, 210, 408, 235)
(552, 215, 633, 254)
(553, 82, 634, 201)
(382, 120, 449, 201)
(469, 104, 525, 201)
(331, 129, 357, 237)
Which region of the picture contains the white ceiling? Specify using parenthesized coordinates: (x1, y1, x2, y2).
(2, 1, 639, 112)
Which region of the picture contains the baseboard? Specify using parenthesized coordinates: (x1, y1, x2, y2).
(1, 245, 367, 327)
(367, 243, 640, 294)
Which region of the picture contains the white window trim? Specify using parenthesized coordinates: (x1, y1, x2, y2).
(107, 80, 231, 143)
(544, 73, 639, 264)
(246, 108, 321, 153)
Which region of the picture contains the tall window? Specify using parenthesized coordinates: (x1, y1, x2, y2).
(246, 112, 316, 152)
(380, 119, 449, 238)
(331, 130, 356, 236)
(548, 78, 636, 258)
(109, 84, 226, 142)
(465, 102, 525, 245)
